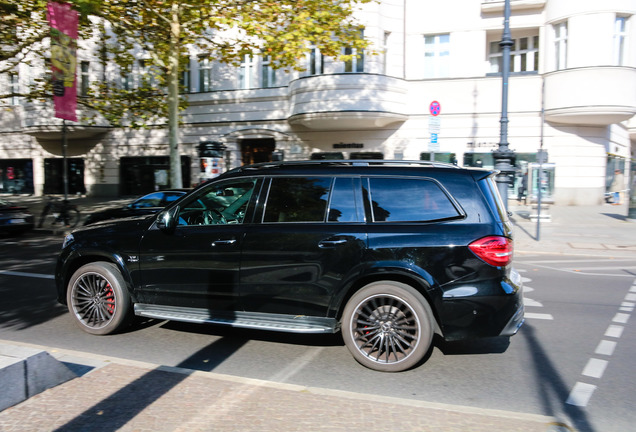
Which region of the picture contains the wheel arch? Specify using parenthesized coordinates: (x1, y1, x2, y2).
(58, 251, 137, 305)
(334, 269, 443, 336)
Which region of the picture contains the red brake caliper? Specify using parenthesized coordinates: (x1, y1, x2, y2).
(105, 283, 115, 314)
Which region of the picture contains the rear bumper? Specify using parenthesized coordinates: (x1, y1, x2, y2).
(499, 302, 525, 336)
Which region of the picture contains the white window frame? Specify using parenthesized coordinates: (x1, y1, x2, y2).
(239, 54, 256, 89)
(383, 31, 391, 75)
(423, 34, 450, 78)
(488, 34, 539, 74)
(261, 56, 277, 88)
(80, 61, 90, 97)
(306, 46, 323, 76)
(9, 73, 19, 106)
(554, 21, 567, 70)
(613, 16, 628, 66)
(198, 55, 212, 92)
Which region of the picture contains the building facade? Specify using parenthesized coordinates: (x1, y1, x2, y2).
(1, 0, 635, 205)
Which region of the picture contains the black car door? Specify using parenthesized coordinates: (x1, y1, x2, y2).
(240, 176, 367, 317)
(137, 178, 260, 311)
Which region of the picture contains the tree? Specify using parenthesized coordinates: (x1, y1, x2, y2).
(1, 0, 372, 188)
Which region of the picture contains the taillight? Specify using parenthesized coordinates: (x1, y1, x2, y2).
(468, 236, 513, 267)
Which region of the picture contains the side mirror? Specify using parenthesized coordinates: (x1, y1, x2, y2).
(156, 206, 179, 231)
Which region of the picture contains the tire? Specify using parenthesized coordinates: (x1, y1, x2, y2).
(342, 281, 434, 372)
(66, 262, 132, 335)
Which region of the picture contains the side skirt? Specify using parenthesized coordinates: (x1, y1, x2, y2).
(134, 304, 340, 334)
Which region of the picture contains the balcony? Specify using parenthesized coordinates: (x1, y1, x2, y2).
(288, 74, 408, 130)
(20, 102, 111, 139)
(544, 67, 636, 126)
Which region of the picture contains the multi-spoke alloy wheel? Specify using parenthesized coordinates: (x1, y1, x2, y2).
(67, 262, 131, 335)
(342, 282, 433, 372)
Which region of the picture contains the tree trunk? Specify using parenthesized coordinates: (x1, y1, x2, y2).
(168, 3, 182, 188)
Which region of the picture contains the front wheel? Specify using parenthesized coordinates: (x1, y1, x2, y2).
(342, 281, 434, 372)
(66, 262, 132, 335)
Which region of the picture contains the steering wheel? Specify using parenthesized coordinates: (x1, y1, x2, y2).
(203, 209, 227, 225)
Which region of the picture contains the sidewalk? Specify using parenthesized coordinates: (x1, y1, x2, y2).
(0, 341, 568, 432)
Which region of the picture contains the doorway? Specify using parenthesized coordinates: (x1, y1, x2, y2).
(240, 138, 276, 165)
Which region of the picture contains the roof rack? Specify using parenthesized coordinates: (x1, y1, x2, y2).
(227, 159, 460, 174)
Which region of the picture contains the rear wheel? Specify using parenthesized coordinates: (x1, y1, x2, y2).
(342, 281, 434, 372)
(66, 262, 132, 335)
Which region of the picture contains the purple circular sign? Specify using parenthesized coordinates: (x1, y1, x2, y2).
(430, 101, 441, 116)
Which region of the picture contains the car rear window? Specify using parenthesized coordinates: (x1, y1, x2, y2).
(364, 177, 460, 222)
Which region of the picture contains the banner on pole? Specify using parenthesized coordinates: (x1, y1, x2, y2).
(47, 2, 78, 122)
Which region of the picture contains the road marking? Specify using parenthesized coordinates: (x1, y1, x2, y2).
(605, 325, 624, 338)
(566, 382, 597, 407)
(524, 298, 543, 307)
(594, 340, 616, 356)
(625, 293, 636, 301)
(0, 270, 54, 279)
(566, 277, 635, 408)
(613, 313, 630, 324)
(524, 312, 553, 320)
(582, 358, 608, 379)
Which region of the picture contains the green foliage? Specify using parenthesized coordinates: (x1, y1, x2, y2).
(2, 0, 371, 127)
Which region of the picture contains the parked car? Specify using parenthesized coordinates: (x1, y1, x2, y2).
(83, 189, 189, 225)
(56, 160, 524, 372)
(0, 198, 35, 235)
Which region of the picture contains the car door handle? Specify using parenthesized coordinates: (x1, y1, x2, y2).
(318, 238, 348, 248)
(211, 239, 237, 246)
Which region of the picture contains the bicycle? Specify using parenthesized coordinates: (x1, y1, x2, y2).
(38, 197, 81, 229)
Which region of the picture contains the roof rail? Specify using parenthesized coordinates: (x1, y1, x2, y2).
(227, 159, 460, 174)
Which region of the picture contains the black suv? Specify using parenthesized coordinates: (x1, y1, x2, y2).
(56, 161, 524, 372)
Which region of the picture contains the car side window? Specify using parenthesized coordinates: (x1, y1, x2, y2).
(365, 177, 460, 222)
(131, 192, 164, 209)
(177, 179, 257, 226)
(328, 177, 358, 222)
(264, 177, 331, 223)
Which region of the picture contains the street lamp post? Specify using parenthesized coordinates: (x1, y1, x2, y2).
(493, 0, 516, 210)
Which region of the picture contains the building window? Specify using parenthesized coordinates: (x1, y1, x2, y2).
(239, 54, 256, 89)
(307, 46, 323, 75)
(344, 46, 364, 73)
(9, 73, 19, 105)
(613, 16, 627, 66)
(198, 56, 212, 92)
(424, 34, 450, 78)
(554, 21, 567, 70)
(180, 58, 190, 93)
(344, 30, 364, 73)
(80, 61, 90, 97)
(261, 56, 277, 88)
(489, 35, 539, 74)
(383, 31, 391, 75)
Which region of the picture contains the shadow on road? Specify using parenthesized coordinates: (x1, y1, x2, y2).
(522, 324, 596, 432)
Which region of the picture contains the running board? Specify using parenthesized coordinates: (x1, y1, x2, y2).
(134, 304, 339, 334)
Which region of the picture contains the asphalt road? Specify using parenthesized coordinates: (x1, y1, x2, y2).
(1, 231, 635, 432)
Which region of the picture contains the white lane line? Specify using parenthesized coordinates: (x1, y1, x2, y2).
(0, 270, 55, 279)
(582, 358, 608, 379)
(625, 293, 636, 301)
(566, 382, 597, 407)
(629, 286, 636, 292)
(613, 313, 630, 324)
(524, 312, 553, 320)
(594, 340, 617, 356)
(524, 298, 543, 307)
(605, 325, 624, 338)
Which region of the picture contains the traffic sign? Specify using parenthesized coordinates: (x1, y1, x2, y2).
(429, 100, 441, 116)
